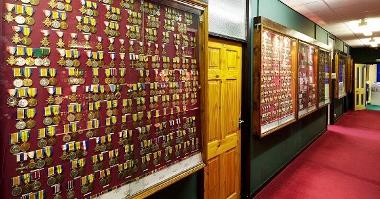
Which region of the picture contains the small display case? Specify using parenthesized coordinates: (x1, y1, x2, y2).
(335, 53, 347, 99)
(297, 42, 318, 118)
(317, 48, 332, 107)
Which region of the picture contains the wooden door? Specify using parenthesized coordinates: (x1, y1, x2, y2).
(204, 38, 242, 199)
(355, 64, 366, 110)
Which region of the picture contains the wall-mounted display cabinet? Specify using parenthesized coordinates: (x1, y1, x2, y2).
(318, 48, 332, 107)
(0, 0, 207, 198)
(335, 53, 348, 99)
(253, 17, 332, 137)
(297, 42, 318, 118)
(253, 17, 298, 138)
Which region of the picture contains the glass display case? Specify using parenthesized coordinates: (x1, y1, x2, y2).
(336, 53, 347, 99)
(298, 42, 318, 118)
(253, 17, 298, 137)
(0, 0, 205, 198)
(318, 48, 331, 107)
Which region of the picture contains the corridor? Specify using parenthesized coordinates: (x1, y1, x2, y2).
(255, 110, 380, 199)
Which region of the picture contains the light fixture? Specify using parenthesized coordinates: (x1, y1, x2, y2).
(369, 37, 378, 47)
(359, 19, 373, 36)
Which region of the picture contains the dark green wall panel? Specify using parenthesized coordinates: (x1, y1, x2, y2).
(334, 99, 344, 120)
(148, 172, 200, 199)
(250, 108, 327, 193)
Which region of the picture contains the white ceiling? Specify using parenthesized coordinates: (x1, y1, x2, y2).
(280, 0, 380, 47)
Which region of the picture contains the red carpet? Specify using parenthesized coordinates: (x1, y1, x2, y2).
(255, 110, 380, 199)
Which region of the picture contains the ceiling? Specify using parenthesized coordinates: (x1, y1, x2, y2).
(280, 0, 380, 47)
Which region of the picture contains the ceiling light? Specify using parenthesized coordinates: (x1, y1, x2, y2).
(368, 37, 378, 47)
(359, 19, 373, 36)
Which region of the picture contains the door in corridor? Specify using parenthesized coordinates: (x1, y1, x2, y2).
(355, 64, 366, 110)
(204, 38, 242, 199)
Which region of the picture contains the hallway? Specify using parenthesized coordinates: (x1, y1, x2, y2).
(255, 110, 380, 199)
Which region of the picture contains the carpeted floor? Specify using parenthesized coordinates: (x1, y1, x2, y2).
(254, 110, 380, 199)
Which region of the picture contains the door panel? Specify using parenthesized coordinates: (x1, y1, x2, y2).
(205, 157, 220, 199)
(207, 80, 222, 142)
(223, 79, 240, 135)
(355, 64, 366, 110)
(221, 148, 239, 199)
(205, 39, 242, 199)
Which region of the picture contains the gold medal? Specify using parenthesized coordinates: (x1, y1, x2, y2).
(26, 120, 36, 129)
(67, 113, 76, 122)
(10, 145, 21, 154)
(20, 142, 30, 152)
(28, 98, 37, 107)
(63, 134, 71, 143)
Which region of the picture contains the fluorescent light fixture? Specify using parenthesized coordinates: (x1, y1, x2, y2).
(368, 37, 379, 47)
(347, 17, 380, 36)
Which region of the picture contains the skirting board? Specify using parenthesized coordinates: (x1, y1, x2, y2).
(97, 153, 204, 199)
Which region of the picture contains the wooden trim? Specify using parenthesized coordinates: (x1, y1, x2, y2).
(254, 17, 332, 50)
(131, 163, 205, 199)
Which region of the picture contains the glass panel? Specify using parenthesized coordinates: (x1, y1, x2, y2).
(208, 0, 247, 40)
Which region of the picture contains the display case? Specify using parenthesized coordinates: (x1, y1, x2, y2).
(253, 17, 298, 137)
(346, 56, 354, 94)
(317, 48, 332, 107)
(335, 53, 347, 99)
(297, 42, 318, 118)
(0, 0, 207, 198)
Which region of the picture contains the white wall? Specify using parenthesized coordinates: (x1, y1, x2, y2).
(368, 64, 377, 102)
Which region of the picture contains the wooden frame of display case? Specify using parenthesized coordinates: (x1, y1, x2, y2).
(317, 47, 333, 108)
(253, 17, 298, 138)
(253, 17, 333, 137)
(335, 52, 348, 99)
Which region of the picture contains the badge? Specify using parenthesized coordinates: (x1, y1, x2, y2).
(70, 169, 79, 178)
(54, 96, 63, 105)
(63, 134, 71, 143)
(11, 186, 22, 197)
(36, 159, 46, 169)
(46, 157, 53, 166)
(67, 113, 76, 122)
(38, 139, 48, 148)
(67, 190, 75, 199)
(43, 117, 53, 126)
(23, 79, 33, 87)
(32, 180, 41, 191)
(16, 121, 27, 130)
(13, 79, 24, 88)
(18, 99, 29, 108)
(28, 98, 38, 107)
(40, 78, 50, 87)
(15, 15, 26, 25)
(25, 119, 35, 128)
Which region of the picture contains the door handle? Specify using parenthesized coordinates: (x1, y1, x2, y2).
(238, 119, 244, 129)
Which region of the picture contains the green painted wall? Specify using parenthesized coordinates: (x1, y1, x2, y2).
(250, 108, 327, 192)
(148, 172, 200, 199)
